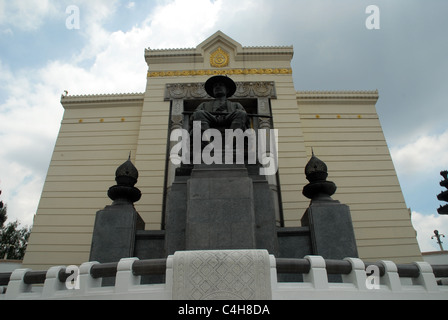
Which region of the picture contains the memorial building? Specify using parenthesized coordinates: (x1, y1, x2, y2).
(22, 31, 422, 271)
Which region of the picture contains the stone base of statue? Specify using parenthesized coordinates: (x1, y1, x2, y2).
(165, 160, 279, 256)
(186, 164, 256, 250)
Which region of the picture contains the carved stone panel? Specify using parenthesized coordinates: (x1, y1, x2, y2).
(172, 250, 273, 300)
(165, 82, 276, 101)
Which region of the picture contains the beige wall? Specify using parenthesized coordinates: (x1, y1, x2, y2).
(297, 92, 422, 263)
(23, 95, 144, 269)
(23, 32, 421, 270)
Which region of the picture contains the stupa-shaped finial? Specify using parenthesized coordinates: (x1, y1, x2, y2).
(302, 150, 337, 201)
(305, 149, 328, 183)
(114, 152, 138, 187)
(108, 155, 141, 203)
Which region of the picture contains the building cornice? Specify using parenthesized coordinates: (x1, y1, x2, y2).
(145, 46, 293, 58)
(60, 93, 145, 107)
(297, 90, 379, 100)
(145, 31, 294, 67)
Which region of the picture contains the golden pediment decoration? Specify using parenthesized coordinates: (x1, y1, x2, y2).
(210, 47, 230, 68)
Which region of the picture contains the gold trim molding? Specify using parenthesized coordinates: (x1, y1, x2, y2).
(148, 68, 292, 78)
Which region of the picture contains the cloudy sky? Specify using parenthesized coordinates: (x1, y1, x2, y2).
(0, 0, 447, 253)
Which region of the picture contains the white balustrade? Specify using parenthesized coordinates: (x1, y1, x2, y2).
(0, 252, 447, 300)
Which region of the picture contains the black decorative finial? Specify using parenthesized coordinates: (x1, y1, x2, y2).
(302, 152, 337, 201)
(115, 156, 138, 187)
(107, 157, 141, 203)
(305, 151, 328, 183)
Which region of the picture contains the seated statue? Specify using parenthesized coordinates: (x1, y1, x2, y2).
(191, 75, 249, 132)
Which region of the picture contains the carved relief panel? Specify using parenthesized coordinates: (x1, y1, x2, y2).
(165, 81, 276, 132)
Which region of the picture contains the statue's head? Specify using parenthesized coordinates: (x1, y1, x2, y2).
(205, 75, 237, 98)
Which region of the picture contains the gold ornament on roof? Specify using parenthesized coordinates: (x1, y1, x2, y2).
(210, 47, 230, 68)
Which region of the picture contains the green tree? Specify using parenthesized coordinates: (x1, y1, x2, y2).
(0, 190, 7, 227)
(0, 221, 30, 260)
(0, 190, 31, 260)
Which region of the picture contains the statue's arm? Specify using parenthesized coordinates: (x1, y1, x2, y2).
(235, 102, 247, 112)
(195, 102, 206, 111)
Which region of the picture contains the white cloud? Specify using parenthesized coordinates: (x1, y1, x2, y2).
(0, 163, 44, 227)
(390, 130, 448, 177)
(412, 211, 448, 253)
(389, 129, 448, 217)
(1, 28, 13, 36)
(59, 0, 225, 95)
(0, 0, 59, 31)
(144, 0, 222, 49)
(0, 59, 63, 227)
(74, 0, 119, 27)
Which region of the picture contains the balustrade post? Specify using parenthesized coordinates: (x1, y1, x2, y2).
(42, 266, 66, 298)
(115, 258, 140, 294)
(379, 260, 401, 292)
(5, 269, 32, 299)
(412, 261, 439, 292)
(165, 255, 174, 299)
(343, 258, 368, 290)
(76, 262, 101, 296)
(303, 256, 328, 290)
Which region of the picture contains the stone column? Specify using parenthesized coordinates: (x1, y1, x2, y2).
(300, 153, 358, 261)
(90, 157, 145, 263)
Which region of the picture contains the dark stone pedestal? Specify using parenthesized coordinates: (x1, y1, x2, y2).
(301, 199, 358, 260)
(251, 176, 280, 255)
(186, 164, 256, 250)
(90, 200, 145, 263)
(164, 163, 279, 256)
(164, 168, 190, 256)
